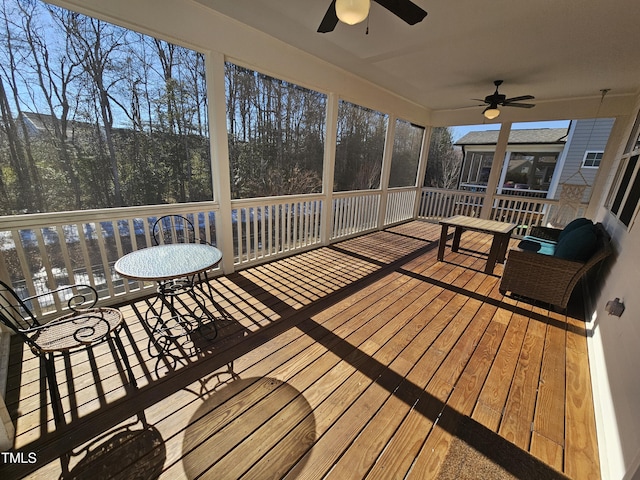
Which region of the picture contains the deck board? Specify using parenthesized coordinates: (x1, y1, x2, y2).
(0, 220, 599, 479)
(473, 311, 529, 431)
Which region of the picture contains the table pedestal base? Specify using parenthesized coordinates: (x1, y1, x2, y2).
(144, 277, 224, 367)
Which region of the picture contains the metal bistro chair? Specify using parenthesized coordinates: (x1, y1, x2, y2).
(0, 281, 137, 426)
(151, 214, 214, 290)
(152, 214, 202, 246)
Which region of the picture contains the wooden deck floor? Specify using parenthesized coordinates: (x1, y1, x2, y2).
(1, 221, 600, 479)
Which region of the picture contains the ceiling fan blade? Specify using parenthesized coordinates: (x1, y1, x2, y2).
(504, 95, 535, 103)
(373, 0, 428, 25)
(318, 0, 339, 33)
(503, 103, 536, 108)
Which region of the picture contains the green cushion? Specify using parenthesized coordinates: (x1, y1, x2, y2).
(554, 223, 598, 261)
(558, 217, 593, 242)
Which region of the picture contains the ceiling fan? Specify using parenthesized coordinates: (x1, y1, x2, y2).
(318, 0, 427, 33)
(475, 80, 535, 119)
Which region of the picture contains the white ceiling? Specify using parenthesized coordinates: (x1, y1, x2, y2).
(194, 0, 640, 124)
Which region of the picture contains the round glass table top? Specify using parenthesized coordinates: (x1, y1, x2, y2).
(115, 244, 222, 281)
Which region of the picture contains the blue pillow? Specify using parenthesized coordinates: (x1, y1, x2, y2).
(558, 217, 593, 242)
(554, 223, 598, 261)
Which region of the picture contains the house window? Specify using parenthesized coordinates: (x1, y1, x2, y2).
(334, 101, 388, 192)
(619, 160, 640, 226)
(582, 151, 604, 168)
(225, 63, 326, 199)
(607, 108, 640, 228)
(502, 152, 559, 194)
(0, 0, 212, 214)
(624, 110, 640, 154)
(388, 119, 424, 188)
(458, 151, 494, 192)
(609, 154, 640, 227)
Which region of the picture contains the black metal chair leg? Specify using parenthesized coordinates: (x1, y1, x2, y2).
(43, 355, 65, 427)
(112, 329, 137, 389)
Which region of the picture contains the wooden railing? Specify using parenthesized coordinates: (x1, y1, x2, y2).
(331, 191, 381, 240)
(418, 187, 587, 237)
(0, 203, 220, 316)
(417, 188, 485, 220)
(0, 190, 388, 314)
(489, 195, 555, 237)
(231, 195, 324, 267)
(460, 183, 549, 198)
(1, 186, 588, 317)
(384, 187, 417, 226)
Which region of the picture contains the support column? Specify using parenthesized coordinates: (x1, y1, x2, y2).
(413, 126, 432, 219)
(377, 115, 396, 229)
(207, 51, 235, 274)
(320, 93, 339, 245)
(480, 122, 511, 219)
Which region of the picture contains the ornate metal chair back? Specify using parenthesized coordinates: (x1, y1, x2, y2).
(0, 280, 41, 333)
(152, 215, 198, 245)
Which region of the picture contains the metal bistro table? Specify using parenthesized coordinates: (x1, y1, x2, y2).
(437, 215, 517, 274)
(115, 243, 223, 358)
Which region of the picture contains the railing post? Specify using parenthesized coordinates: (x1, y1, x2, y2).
(378, 115, 396, 229)
(480, 122, 511, 219)
(321, 93, 339, 245)
(207, 51, 235, 274)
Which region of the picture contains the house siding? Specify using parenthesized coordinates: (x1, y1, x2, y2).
(555, 118, 615, 202)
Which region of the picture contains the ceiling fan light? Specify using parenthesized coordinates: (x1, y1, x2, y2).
(483, 106, 500, 120)
(335, 0, 370, 25)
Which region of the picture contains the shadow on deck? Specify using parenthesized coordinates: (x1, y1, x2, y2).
(0, 221, 596, 479)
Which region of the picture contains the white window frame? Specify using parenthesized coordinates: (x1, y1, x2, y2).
(607, 108, 640, 230)
(581, 151, 604, 168)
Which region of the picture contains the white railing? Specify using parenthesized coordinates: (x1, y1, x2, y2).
(231, 195, 324, 267)
(1, 186, 590, 317)
(418, 187, 588, 237)
(0, 203, 220, 316)
(460, 183, 548, 198)
(489, 195, 555, 236)
(418, 188, 485, 220)
(331, 191, 381, 240)
(384, 187, 417, 226)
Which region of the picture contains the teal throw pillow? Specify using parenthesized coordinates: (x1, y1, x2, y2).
(558, 217, 593, 242)
(554, 223, 598, 261)
(519, 236, 556, 256)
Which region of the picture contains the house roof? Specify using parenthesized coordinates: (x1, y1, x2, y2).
(455, 128, 569, 146)
(21, 112, 53, 131)
(20, 112, 91, 134)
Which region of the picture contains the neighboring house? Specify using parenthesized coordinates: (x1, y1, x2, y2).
(455, 118, 615, 202)
(18, 111, 93, 140)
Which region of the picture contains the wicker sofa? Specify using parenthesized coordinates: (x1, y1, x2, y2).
(499, 221, 612, 309)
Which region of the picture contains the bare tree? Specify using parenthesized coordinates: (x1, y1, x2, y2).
(20, 1, 85, 209)
(0, 0, 44, 212)
(63, 12, 125, 206)
(424, 127, 462, 189)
